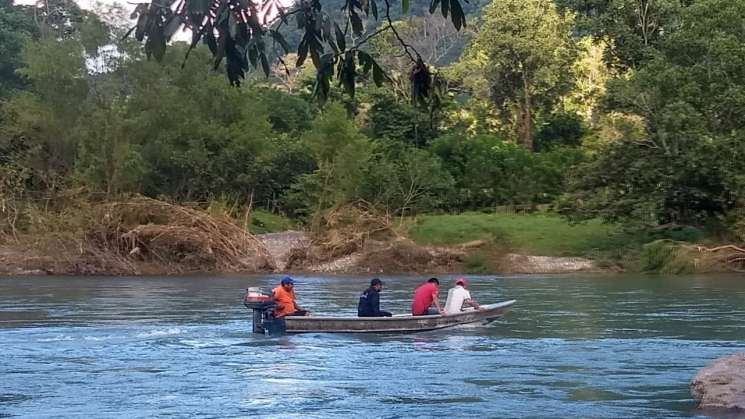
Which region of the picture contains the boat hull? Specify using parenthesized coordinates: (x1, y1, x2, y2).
(284, 300, 516, 333)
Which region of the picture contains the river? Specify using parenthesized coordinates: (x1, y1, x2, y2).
(1, 274, 744, 418)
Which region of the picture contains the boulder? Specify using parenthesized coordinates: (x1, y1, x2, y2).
(691, 352, 745, 412)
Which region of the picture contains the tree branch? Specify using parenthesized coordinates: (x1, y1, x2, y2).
(382, 0, 417, 63)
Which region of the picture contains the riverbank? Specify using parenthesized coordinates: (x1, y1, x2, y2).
(1, 200, 742, 276)
(0, 230, 602, 276)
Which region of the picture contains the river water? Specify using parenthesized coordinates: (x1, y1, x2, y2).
(1, 274, 744, 418)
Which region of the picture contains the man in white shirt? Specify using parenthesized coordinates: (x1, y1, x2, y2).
(444, 278, 480, 314)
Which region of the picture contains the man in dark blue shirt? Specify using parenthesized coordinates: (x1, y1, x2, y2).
(358, 278, 392, 317)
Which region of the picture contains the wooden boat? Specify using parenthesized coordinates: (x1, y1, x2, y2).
(283, 300, 516, 334)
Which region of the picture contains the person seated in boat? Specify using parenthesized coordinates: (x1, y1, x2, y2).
(444, 278, 480, 314)
(358, 278, 392, 317)
(411, 278, 445, 316)
(271, 276, 310, 317)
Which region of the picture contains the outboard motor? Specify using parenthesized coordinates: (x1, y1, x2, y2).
(243, 287, 286, 335)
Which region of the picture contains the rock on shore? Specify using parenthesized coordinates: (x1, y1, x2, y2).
(501, 253, 597, 274)
(691, 352, 745, 412)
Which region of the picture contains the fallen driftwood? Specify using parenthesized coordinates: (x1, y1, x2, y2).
(87, 197, 274, 274)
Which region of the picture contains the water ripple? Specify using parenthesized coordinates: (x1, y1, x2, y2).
(1, 274, 744, 418)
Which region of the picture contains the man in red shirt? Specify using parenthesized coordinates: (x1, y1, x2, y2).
(411, 278, 445, 316)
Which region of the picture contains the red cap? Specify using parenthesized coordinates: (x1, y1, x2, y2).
(455, 278, 467, 286)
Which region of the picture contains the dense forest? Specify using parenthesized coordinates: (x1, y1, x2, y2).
(2, 0, 745, 257)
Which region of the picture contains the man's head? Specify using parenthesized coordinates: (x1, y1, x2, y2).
(370, 278, 383, 291)
(280, 276, 294, 290)
(427, 277, 440, 288)
(455, 278, 468, 288)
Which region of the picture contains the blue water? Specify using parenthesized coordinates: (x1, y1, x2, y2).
(1, 274, 744, 418)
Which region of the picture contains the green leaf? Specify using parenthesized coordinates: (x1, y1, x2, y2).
(269, 30, 290, 53)
(402, 0, 410, 14)
(213, 36, 226, 69)
(122, 25, 136, 40)
(296, 11, 306, 29)
(339, 52, 356, 97)
(260, 52, 270, 76)
(371, 0, 378, 20)
(135, 14, 148, 41)
(350, 11, 363, 36)
(297, 37, 309, 67)
(308, 33, 324, 68)
(248, 45, 258, 67)
(441, 0, 450, 19)
(228, 13, 238, 39)
(313, 55, 334, 102)
(188, 0, 209, 15)
(323, 17, 333, 43)
(429, 0, 440, 14)
(372, 61, 386, 86)
(130, 3, 147, 19)
(334, 23, 346, 51)
(204, 31, 218, 54)
(357, 50, 373, 74)
(450, 0, 466, 30)
(163, 15, 182, 39)
(145, 26, 167, 61)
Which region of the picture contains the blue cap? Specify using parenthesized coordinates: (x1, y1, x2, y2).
(280, 276, 294, 285)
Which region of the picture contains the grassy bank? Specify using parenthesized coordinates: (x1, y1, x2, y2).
(248, 210, 297, 234)
(407, 212, 636, 257)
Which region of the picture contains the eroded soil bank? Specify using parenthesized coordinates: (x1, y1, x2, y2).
(0, 229, 599, 276)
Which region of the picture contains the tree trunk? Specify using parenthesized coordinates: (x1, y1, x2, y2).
(517, 74, 534, 151)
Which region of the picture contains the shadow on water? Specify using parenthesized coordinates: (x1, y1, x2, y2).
(1, 273, 745, 417)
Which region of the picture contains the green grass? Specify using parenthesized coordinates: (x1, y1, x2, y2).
(248, 210, 297, 234)
(407, 212, 637, 257)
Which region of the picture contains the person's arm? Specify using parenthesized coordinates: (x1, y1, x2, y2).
(291, 292, 306, 312)
(432, 291, 444, 314)
(464, 298, 480, 310)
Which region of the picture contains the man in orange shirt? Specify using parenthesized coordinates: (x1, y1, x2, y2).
(271, 276, 310, 317)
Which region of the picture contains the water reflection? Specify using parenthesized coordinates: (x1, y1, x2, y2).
(1, 274, 745, 417)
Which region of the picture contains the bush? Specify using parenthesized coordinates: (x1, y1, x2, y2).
(431, 133, 583, 210)
(535, 111, 587, 151)
(638, 240, 697, 274)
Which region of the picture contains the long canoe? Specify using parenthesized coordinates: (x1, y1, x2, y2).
(284, 300, 516, 333)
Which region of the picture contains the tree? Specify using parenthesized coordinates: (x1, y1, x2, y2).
(0, 0, 38, 97)
(289, 102, 375, 220)
(364, 90, 438, 146)
(1, 36, 90, 192)
(360, 142, 454, 217)
(75, 101, 146, 196)
(0, 0, 119, 192)
(115, 44, 281, 202)
(556, 0, 683, 71)
(431, 133, 581, 209)
(459, 0, 577, 150)
(561, 0, 745, 227)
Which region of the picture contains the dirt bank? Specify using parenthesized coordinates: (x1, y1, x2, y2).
(1, 229, 600, 276)
(258, 231, 599, 275)
(0, 197, 275, 276)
